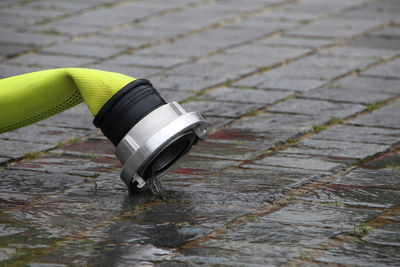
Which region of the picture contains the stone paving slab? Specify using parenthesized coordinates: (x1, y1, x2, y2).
(8, 53, 94, 68)
(285, 139, 390, 159)
(350, 101, 400, 129)
(0, 140, 53, 159)
(300, 86, 394, 104)
(198, 87, 292, 104)
(261, 202, 381, 230)
(330, 75, 400, 95)
(362, 58, 400, 79)
(234, 75, 328, 92)
(1, 0, 400, 266)
(310, 125, 400, 145)
(269, 98, 365, 118)
(252, 153, 343, 172)
(234, 112, 327, 133)
(182, 101, 263, 118)
(0, 124, 90, 145)
(314, 240, 400, 266)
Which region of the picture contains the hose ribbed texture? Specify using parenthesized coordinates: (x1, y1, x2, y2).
(0, 68, 135, 133)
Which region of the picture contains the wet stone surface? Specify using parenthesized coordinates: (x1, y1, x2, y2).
(298, 185, 400, 208)
(0, 139, 53, 159)
(176, 239, 301, 266)
(261, 202, 381, 230)
(0, 170, 87, 195)
(252, 153, 344, 172)
(350, 101, 400, 129)
(190, 140, 260, 160)
(314, 241, 400, 266)
(10, 153, 120, 177)
(310, 125, 400, 145)
(286, 139, 390, 159)
(1, 0, 400, 266)
(0, 124, 90, 145)
(221, 221, 337, 247)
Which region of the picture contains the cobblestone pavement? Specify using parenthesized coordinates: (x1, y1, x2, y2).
(0, 0, 399, 266)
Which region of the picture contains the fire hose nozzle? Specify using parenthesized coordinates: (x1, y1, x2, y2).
(93, 79, 207, 191)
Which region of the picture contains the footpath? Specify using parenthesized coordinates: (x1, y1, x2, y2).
(0, 0, 399, 266)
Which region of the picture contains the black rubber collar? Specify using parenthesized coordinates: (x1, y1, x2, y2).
(93, 79, 166, 146)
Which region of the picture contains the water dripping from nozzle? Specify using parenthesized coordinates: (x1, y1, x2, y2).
(148, 171, 162, 195)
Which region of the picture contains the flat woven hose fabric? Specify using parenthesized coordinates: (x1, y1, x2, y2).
(0, 68, 135, 133)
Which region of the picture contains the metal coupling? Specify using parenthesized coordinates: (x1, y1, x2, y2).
(115, 102, 207, 189)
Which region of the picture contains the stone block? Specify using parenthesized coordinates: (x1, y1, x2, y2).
(331, 76, 400, 94)
(259, 36, 334, 48)
(311, 125, 400, 145)
(315, 240, 400, 266)
(253, 153, 343, 172)
(362, 223, 400, 247)
(171, 155, 238, 176)
(333, 168, 400, 190)
(88, 63, 162, 78)
(149, 74, 223, 91)
(362, 59, 400, 79)
(42, 43, 122, 58)
(8, 53, 94, 68)
(0, 29, 67, 46)
(76, 35, 151, 48)
(0, 140, 53, 159)
(227, 44, 310, 59)
(265, 64, 351, 80)
(211, 167, 311, 192)
(234, 112, 326, 133)
(290, 55, 375, 71)
(221, 221, 337, 246)
(108, 24, 187, 39)
(299, 186, 400, 208)
(269, 99, 365, 118)
(350, 101, 400, 129)
(0, 64, 47, 78)
(165, 61, 256, 80)
(347, 36, 400, 51)
(301, 86, 394, 104)
(236, 75, 327, 92)
(177, 240, 300, 266)
(261, 202, 380, 229)
(0, 170, 86, 195)
(206, 52, 283, 68)
(11, 153, 120, 178)
(0, 124, 89, 145)
(286, 139, 389, 159)
(0, 43, 31, 57)
(368, 26, 400, 39)
(27, 0, 96, 11)
(182, 101, 262, 118)
(198, 87, 291, 104)
(0, 6, 65, 19)
(287, 17, 380, 38)
(319, 46, 398, 59)
(137, 43, 213, 58)
(105, 54, 187, 68)
(190, 140, 259, 160)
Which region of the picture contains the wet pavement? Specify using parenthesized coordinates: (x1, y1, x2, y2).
(0, 0, 399, 266)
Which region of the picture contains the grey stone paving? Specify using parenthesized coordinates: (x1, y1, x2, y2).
(0, 0, 399, 266)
